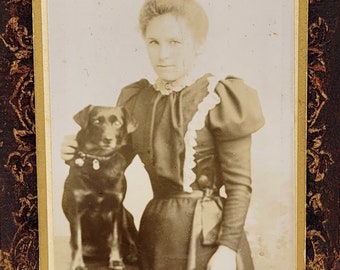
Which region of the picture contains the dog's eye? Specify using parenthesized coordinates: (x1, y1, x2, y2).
(113, 121, 123, 127)
(92, 119, 101, 125)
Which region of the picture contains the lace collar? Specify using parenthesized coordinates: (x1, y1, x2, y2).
(153, 75, 196, 95)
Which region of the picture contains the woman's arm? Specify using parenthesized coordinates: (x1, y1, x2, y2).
(207, 135, 252, 270)
(61, 134, 78, 162)
(206, 77, 265, 269)
(216, 135, 252, 250)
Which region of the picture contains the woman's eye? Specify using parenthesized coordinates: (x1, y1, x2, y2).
(170, 40, 181, 45)
(148, 40, 158, 45)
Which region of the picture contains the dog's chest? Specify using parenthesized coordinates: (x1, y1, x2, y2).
(69, 154, 126, 208)
(73, 188, 122, 213)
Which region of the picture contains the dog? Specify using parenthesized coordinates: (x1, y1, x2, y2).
(62, 105, 138, 270)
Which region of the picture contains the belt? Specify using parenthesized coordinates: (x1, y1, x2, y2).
(153, 190, 204, 199)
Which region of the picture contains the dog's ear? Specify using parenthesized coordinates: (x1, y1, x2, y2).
(73, 105, 94, 129)
(121, 107, 137, 133)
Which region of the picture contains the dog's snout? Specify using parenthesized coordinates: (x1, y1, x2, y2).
(101, 128, 118, 147)
(103, 136, 113, 144)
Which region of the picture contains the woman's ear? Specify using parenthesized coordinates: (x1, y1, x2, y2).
(73, 105, 94, 129)
(194, 42, 205, 56)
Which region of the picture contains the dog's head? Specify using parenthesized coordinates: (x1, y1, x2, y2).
(74, 105, 137, 155)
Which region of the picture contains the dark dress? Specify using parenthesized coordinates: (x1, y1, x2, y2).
(117, 74, 265, 270)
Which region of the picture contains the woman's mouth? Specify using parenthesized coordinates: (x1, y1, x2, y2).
(157, 65, 175, 68)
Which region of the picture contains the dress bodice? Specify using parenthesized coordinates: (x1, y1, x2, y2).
(117, 74, 264, 196)
(117, 74, 265, 250)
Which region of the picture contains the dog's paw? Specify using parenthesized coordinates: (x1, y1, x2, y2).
(71, 256, 87, 270)
(124, 244, 138, 264)
(125, 254, 138, 264)
(125, 251, 138, 264)
(108, 260, 125, 270)
(74, 267, 88, 270)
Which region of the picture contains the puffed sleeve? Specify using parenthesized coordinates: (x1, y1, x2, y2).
(208, 76, 265, 251)
(209, 76, 264, 140)
(116, 79, 149, 164)
(116, 79, 149, 109)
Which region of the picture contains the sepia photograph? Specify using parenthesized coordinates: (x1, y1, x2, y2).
(46, 0, 297, 269)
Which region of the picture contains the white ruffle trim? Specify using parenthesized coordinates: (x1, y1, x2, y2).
(182, 76, 221, 193)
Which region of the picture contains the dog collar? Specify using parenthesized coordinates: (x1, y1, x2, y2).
(74, 151, 116, 170)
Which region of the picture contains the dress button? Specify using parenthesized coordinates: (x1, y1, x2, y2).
(164, 82, 171, 91)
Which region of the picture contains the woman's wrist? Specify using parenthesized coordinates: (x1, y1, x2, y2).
(216, 245, 237, 256)
(207, 245, 237, 269)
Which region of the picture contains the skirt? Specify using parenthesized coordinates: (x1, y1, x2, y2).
(138, 192, 254, 270)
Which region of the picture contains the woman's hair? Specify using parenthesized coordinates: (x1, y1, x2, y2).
(139, 0, 209, 44)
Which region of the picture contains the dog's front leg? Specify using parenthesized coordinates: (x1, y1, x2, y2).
(71, 191, 87, 270)
(71, 214, 87, 270)
(109, 208, 125, 270)
(121, 208, 138, 263)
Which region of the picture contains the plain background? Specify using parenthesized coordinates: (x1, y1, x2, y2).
(48, 0, 295, 269)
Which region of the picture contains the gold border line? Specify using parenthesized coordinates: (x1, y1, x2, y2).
(33, 0, 308, 269)
(296, 0, 308, 268)
(33, 0, 53, 269)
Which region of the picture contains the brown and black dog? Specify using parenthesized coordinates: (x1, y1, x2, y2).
(62, 105, 138, 270)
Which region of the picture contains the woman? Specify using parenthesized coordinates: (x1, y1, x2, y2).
(62, 0, 265, 269)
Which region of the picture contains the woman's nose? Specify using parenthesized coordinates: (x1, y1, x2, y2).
(159, 44, 170, 59)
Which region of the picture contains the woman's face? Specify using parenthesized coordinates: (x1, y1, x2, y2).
(145, 13, 200, 82)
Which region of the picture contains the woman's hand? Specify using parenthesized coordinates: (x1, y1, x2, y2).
(207, 245, 237, 270)
(61, 134, 78, 161)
